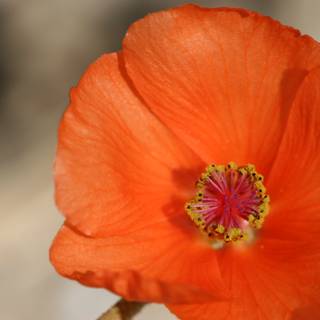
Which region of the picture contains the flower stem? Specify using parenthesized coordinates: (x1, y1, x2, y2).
(97, 299, 146, 320)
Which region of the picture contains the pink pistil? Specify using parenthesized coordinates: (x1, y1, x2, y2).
(191, 169, 262, 231)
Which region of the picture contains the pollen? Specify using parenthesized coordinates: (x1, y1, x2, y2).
(185, 162, 270, 243)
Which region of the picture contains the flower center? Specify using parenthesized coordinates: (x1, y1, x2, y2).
(185, 162, 270, 242)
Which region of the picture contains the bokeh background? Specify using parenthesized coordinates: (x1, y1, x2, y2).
(1, 1, 320, 319)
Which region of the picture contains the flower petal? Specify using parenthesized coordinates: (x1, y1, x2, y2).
(167, 249, 263, 320)
(168, 241, 320, 319)
(123, 4, 320, 173)
(257, 68, 320, 313)
(53, 53, 227, 303)
(50, 223, 227, 303)
(266, 67, 320, 242)
(55, 53, 204, 237)
(291, 305, 320, 320)
(267, 68, 320, 230)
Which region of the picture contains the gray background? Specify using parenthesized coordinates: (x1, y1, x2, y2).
(1, 1, 319, 319)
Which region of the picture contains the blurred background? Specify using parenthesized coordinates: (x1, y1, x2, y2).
(1, 0, 320, 319)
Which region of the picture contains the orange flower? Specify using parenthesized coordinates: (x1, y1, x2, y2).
(50, 5, 320, 319)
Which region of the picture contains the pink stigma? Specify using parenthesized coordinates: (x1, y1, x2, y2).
(186, 163, 269, 242)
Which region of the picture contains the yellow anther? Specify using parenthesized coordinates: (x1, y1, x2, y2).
(248, 214, 256, 224)
(255, 182, 266, 194)
(248, 214, 264, 229)
(263, 195, 270, 204)
(228, 228, 241, 241)
(246, 164, 256, 173)
(216, 224, 225, 234)
(227, 162, 238, 170)
(255, 218, 264, 229)
(215, 165, 225, 172)
(224, 233, 231, 242)
(256, 174, 264, 182)
(206, 164, 216, 174)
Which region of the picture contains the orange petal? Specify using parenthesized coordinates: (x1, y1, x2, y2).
(50, 223, 227, 303)
(167, 250, 263, 320)
(290, 305, 320, 320)
(266, 67, 320, 237)
(167, 249, 268, 320)
(53, 52, 227, 303)
(254, 68, 320, 315)
(55, 52, 204, 237)
(168, 241, 319, 319)
(122, 4, 320, 174)
(265, 67, 320, 248)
